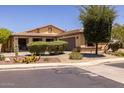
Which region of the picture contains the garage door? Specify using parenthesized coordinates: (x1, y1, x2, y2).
(62, 37, 76, 51)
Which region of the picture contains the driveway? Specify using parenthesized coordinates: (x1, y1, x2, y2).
(0, 67, 123, 88)
(77, 60, 124, 84)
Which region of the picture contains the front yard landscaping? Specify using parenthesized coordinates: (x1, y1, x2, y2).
(0, 49, 123, 65)
(0, 40, 67, 64)
(0, 55, 61, 65)
(0, 40, 124, 65)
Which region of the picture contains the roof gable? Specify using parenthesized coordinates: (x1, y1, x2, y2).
(25, 25, 65, 34)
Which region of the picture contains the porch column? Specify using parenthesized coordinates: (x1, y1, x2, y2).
(54, 38, 57, 41)
(13, 37, 19, 51)
(42, 37, 46, 41)
(28, 37, 32, 44)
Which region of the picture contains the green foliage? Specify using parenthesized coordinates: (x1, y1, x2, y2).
(0, 55, 5, 61)
(27, 40, 68, 55)
(112, 51, 124, 57)
(47, 40, 68, 54)
(27, 41, 48, 55)
(108, 40, 122, 52)
(80, 5, 116, 54)
(111, 24, 124, 47)
(0, 28, 12, 44)
(69, 52, 83, 60)
(13, 56, 40, 64)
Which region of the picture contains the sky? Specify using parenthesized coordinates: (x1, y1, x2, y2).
(0, 5, 124, 32)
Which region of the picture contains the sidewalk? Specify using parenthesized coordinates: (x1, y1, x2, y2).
(0, 57, 124, 70)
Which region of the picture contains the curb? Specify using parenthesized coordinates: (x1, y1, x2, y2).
(0, 58, 124, 70)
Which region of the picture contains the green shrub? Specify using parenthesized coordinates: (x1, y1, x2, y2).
(47, 40, 68, 54)
(47, 42, 58, 54)
(113, 51, 124, 57)
(27, 41, 48, 55)
(0, 55, 5, 61)
(53, 40, 68, 54)
(108, 40, 122, 52)
(28, 40, 68, 55)
(69, 52, 83, 60)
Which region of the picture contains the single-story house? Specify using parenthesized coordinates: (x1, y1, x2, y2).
(1, 25, 105, 52)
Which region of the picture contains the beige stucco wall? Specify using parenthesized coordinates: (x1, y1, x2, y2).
(77, 33, 85, 46)
(29, 26, 64, 34)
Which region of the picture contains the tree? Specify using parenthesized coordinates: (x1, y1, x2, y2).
(112, 23, 124, 47)
(80, 5, 116, 54)
(0, 28, 12, 52)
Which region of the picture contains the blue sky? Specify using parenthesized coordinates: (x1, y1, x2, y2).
(0, 5, 124, 32)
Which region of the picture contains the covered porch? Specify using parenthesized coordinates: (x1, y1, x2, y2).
(3, 36, 57, 52)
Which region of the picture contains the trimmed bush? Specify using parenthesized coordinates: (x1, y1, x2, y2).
(27, 40, 68, 55)
(47, 40, 68, 54)
(108, 40, 122, 52)
(69, 52, 83, 60)
(27, 41, 48, 55)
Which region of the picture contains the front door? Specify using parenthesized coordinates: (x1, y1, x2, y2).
(18, 38, 28, 51)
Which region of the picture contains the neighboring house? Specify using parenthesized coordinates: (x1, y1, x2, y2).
(1, 25, 105, 52)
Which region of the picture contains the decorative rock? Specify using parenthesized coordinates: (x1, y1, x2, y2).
(5, 58, 11, 62)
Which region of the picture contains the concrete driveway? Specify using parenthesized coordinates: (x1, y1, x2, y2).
(77, 60, 124, 85)
(0, 67, 123, 88)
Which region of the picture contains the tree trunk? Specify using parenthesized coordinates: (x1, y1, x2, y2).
(95, 43, 98, 55)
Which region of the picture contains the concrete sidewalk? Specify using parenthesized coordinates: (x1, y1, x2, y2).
(0, 57, 124, 70)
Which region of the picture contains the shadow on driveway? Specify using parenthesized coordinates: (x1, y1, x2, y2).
(82, 53, 105, 58)
(105, 62, 124, 69)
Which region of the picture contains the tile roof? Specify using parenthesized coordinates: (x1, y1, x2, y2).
(58, 29, 83, 36)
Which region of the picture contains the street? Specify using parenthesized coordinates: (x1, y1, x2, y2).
(0, 66, 124, 88)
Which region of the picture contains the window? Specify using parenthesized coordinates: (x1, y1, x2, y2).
(48, 27, 52, 33)
(87, 42, 94, 46)
(46, 39, 53, 42)
(33, 38, 42, 42)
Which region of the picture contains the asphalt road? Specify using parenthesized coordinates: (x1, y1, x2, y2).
(106, 61, 124, 68)
(0, 67, 123, 88)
